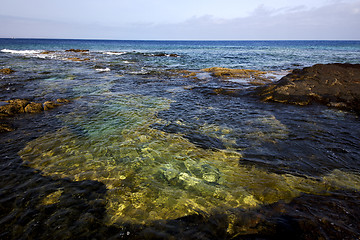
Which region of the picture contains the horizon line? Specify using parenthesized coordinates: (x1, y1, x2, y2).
(1, 37, 360, 42)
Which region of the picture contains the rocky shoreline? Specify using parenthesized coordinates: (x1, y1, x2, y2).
(256, 63, 360, 113)
(0, 98, 69, 132)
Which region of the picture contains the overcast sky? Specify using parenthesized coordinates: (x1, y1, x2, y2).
(1, 0, 359, 40)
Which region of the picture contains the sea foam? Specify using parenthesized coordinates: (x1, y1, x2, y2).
(95, 67, 111, 72)
(1, 49, 42, 55)
(104, 51, 126, 55)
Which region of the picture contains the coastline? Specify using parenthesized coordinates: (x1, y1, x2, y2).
(1, 41, 360, 239)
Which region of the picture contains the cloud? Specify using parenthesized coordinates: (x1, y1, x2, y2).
(1, 0, 360, 40)
(159, 0, 360, 40)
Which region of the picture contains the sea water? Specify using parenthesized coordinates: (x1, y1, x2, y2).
(1, 39, 360, 238)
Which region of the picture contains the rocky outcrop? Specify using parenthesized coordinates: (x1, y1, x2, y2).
(65, 49, 89, 53)
(0, 98, 70, 117)
(24, 102, 44, 113)
(257, 63, 360, 113)
(0, 68, 15, 74)
(0, 98, 70, 132)
(202, 67, 273, 85)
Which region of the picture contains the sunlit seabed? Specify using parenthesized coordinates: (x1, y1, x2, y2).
(18, 93, 360, 225)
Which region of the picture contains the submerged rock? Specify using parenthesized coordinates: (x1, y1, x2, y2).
(257, 63, 360, 113)
(43, 101, 61, 111)
(66, 57, 90, 62)
(0, 68, 15, 74)
(0, 123, 14, 132)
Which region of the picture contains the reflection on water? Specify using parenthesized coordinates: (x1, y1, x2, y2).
(19, 93, 360, 224)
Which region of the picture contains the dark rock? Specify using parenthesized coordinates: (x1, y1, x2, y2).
(24, 102, 43, 113)
(257, 63, 360, 113)
(0, 68, 15, 74)
(65, 49, 89, 53)
(152, 53, 179, 57)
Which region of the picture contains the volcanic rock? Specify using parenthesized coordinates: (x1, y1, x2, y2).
(257, 63, 360, 113)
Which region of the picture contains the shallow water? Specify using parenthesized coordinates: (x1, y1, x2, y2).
(1, 39, 360, 239)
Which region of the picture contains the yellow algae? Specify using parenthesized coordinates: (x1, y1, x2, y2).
(202, 67, 270, 84)
(18, 93, 360, 225)
(169, 69, 200, 80)
(322, 169, 360, 190)
(41, 189, 63, 205)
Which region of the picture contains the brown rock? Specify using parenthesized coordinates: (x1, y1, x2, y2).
(43, 101, 61, 111)
(25, 102, 43, 113)
(56, 98, 70, 103)
(257, 63, 360, 113)
(67, 57, 90, 62)
(41, 51, 55, 54)
(0, 123, 14, 133)
(0, 99, 29, 115)
(0, 68, 15, 74)
(202, 67, 268, 79)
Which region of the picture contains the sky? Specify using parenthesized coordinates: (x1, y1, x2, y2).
(1, 0, 360, 40)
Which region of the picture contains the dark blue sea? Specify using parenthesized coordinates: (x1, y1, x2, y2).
(1, 39, 360, 239)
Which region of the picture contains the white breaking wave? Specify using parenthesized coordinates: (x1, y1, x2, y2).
(95, 67, 111, 72)
(1, 49, 43, 55)
(104, 51, 126, 55)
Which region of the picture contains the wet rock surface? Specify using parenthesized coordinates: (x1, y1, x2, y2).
(257, 63, 360, 113)
(0, 68, 15, 74)
(0, 98, 69, 117)
(0, 99, 70, 132)
(202, 67, 273, 86)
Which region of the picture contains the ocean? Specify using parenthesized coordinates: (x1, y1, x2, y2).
(1, 39, 360, 239)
